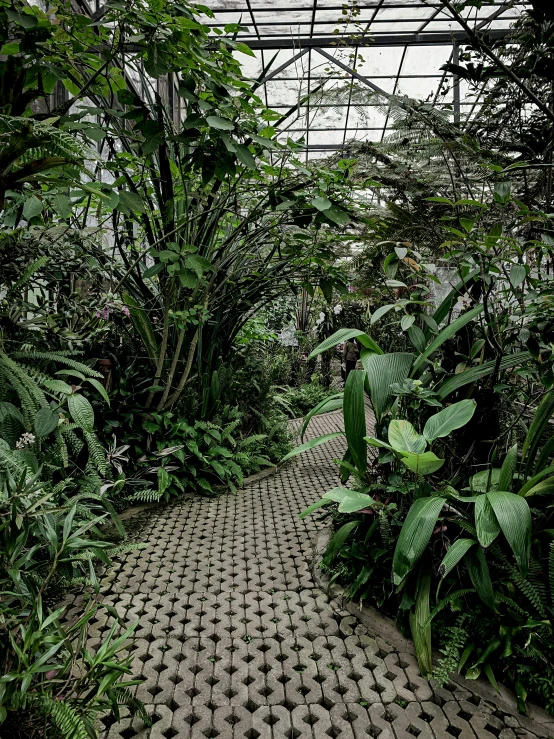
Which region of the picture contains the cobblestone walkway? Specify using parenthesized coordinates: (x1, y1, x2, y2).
(66, 411, 550, 738)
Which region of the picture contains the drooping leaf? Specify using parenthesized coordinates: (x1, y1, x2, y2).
(422, 400, 476, 442)
(118, 190, 146, 214)
(323, 520, 360, 565)
(509, 265, 526, 289)
(486, 491, 531, 576)
(308, 328, 383, 359)
(299, 498, 332, 519)
(280, 433, 344, 462)
(392, 496, 446, 584)
(388, 420, 426, 454)
(370, 303, 395, 325)
(361, 352, 413, 423)
(300, 394, 343, 441)
(409, 572, 433, 677)
(439, 538, 476, 578)
(344, 370, 367, 473)
(437, 352, 531, 401)
(400, 451, 444, 476)
(123, 293, 158, 364)
(206, 115, 235, 130)
(522, 390, 554, 469)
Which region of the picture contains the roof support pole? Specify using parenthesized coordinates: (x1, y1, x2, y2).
(452, 39, 461, 125)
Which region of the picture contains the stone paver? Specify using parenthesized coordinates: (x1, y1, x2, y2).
(65, 411, 547, 738)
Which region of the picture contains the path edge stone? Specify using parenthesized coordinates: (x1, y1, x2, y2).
(312, 526, 554, 738)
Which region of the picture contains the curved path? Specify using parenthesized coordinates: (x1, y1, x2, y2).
(64, 411, 549, 738)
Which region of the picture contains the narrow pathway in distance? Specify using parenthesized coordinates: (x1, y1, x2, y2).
(65, 410, 545, 738)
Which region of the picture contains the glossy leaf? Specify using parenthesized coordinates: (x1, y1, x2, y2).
(439, 538, 476, 578)
(487, 491, 531, 576)
(323, 487, 376, 513)
(410, 573, 433, 677)
(400, 451, 444, 476)
(423, 400, 476, 442)
(498, 444, 517, 493)
(466, 547, 496, 610)
(361, 352, 413, 423)
(300, 393, 343, 441)
(308, 328, 383, 359)
(388, 420, 426, 454)
(474, 495, 500, 548)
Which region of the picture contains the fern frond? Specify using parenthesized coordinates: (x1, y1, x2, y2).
(12, 352, 102, 378)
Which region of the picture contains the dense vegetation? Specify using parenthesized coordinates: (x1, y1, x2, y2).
(1, 0, 554, 735)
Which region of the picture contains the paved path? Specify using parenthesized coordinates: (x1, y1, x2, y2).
(65, 411, 548, 738)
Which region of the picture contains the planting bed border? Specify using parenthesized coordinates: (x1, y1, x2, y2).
(311, 526, 554, 739)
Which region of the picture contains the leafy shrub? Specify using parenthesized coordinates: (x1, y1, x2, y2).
(275, 382, 337, 419)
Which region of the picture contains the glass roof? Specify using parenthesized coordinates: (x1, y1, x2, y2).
(202, 0, 528, 158)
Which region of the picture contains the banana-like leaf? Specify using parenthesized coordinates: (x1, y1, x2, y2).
(392, 496, 446, 584)
(474, 494, 500, 548)
(439, 538, 476, 578)
(437, 352, 531, 401)
(487, 491, 531, 576)
(344, 370, 367, 473)
(308, 328, 383, 359)
(360, 352, 414, 423)
(300, 393, 343, 441)
(422, 400, 476, 442)
(409, 572, 433, 677)
(323, 487, 376, 513)
(400, 451, 444, 476)
(522, 389, 554, 469)
(280, 432, 344, 462)
(411, 304, 484, 374)
(124, 293, 159, 365)
(388, 420, 426, 454)
(498, 444, 518, 493)
(466, 547, 496, 610)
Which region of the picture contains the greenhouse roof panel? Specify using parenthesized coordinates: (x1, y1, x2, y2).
(206, 1, 528, 157)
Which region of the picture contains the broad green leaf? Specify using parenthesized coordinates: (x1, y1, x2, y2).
(344, 370, 367, 473)
(423, 399, 476, 442)
(400, 451, 444, 476)
(439, 538, 476, 578)
(234, 144, 257, 170)
(412, 304, 484, 374)
(466, 547, 495, 610)
(360, 352, 413, 424)
(308, 328, 383, 359)
(300, 394, 343, 441)
(487, 491, 531, 576)
(474, 495, 500, 548)
(34, 408, 59, 437)
(43, 379, 73, 395)
(388, 420, 426, 454)
(312, 196, 332, 211)
(206, 115, 234, 130)
(364, 436, 393, 450)
(408, 325, 426, 352)
(84, 378, 110, 404)
(470, 468, 500, 493)
(518, 465, 554, 496)
(498, 444, 517, 493)
(325, 204, 349, 225)
(67, 394, 94, 432)
(143, 262, 165, 278)
(392, 496, 446, 584)
(323, 487, 376, 513)
(280, 432, 344, 462)
(23, 195, 43, 221)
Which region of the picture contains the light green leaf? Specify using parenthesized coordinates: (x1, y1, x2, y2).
(509, 265, 526, 289)
(422, 399, 476, 442)
(312, 196, 332, 211)
(470, 468, 500, 493)
(400, 451, 444, 476)
(206, 115, 235, 130)
(393, 496, 446, 584)
(498, 444, 517, 493)
(323, 487, 376, 513)
(23, 195, 43, 221)
(371, 304, 395, 325)
(364, 436, 393, 450)
(401, 315, 415, 331)
(487, 491, 531, 576)
(118, 190, 146, 214)
(300, 394, 343, 441)
(388, 420, 426, 454)
(299, 498, 332, 519)
(280, 432, 344, 462)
